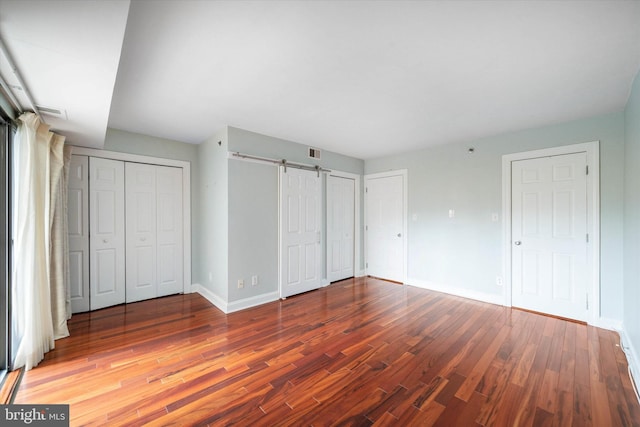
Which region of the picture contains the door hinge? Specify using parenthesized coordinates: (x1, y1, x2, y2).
(366, 262, 368, 269)
(586, 292, 589, 310)
(586, 165, 589, 175)
(586, 233, 589, 243)
(365, 225, 368, 231)
(365, 187, 368, 193)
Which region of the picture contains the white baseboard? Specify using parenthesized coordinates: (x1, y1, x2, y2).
(192, 283, 228, 313)
(620, 325, 640, 402)
(406, 277, 504, 306)
(356, 269, 366, 278)
(193, 283, 279, 314)
(226, 291, 279, 313)
(593, 317, 623, 331)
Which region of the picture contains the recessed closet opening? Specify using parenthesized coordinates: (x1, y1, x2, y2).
(69, 148, 191, 313)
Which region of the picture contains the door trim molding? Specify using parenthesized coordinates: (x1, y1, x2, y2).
(70, 146, 192, 296)
(501, 141, 600, 325)
(364, 169, 408, 283)
(326, 170, 361, 282)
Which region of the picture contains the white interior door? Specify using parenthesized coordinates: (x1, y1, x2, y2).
(280, 167, 322, 298)
(68, 155, 89, 313)
(365, 172, 405, 283)
(511, 152, 588, 321)
(126, 163, 183, 303)
(125, 163, 157, 303)
(89, 158, 125, 310)
(156, 165, 183, 297)
(327, 175, 355, 282)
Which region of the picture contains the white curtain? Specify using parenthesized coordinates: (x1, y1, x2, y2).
(12, 112, 70, 371)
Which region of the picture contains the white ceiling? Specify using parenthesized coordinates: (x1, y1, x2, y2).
(2, 1, 640, 159)
(0, 0, 130, 148)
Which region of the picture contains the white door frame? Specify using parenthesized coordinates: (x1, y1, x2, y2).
(364, 169, 408, 283)
(326, 170, 361, 280)
(70, 146, 192, 295)
(502, 141, 600, 325)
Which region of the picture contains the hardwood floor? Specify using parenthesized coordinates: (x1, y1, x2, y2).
(15, 277, 640, 426)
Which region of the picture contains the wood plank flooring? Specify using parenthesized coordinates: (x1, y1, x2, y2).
(15, 277, 640, 426)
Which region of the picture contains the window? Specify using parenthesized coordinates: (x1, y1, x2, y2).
(0, 119, 12, 378)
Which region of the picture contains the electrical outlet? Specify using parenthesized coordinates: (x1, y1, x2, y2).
(252, 275, 258, 286)
(237, 279, 244, 289)
(496, 276, 503, 286)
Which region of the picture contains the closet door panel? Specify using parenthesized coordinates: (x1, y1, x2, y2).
(68, 155, 90, 313)
(125, 163, 157, 303)
(156, 166, 183, 297)
(89, 158, 125, 310)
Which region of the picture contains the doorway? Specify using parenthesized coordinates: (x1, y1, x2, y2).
(502, 142, 599, 323)
(365, 170, 407, 283)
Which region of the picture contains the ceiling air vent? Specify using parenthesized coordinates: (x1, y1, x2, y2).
(308, 147, 321, 159)
(35, 105, 67, 120)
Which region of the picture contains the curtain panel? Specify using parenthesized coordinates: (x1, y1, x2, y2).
(12, 112, 70, 371)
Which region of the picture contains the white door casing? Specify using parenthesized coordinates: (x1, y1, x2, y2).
(68, 155, 89, 313)
(365, 170, 407, 283)
(327, 175, 355, 282)
(511, 153, 588, 321)
(280, 167, 322, 298)
(502, 141, 599, 325)
(89, 157, 125, 310)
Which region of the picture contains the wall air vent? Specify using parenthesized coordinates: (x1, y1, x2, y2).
(308, 147, 321, 159)
(35, 105, 67, 120)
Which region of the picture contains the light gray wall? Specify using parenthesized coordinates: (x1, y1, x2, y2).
(228, 159, 278, 301)
(226, 126, 364, 302)
(365, 112, 625, 320)
(104, 128, 200, 286)
(228, 127, 364, 175)
(197, 128, 229, 299)
(624, 70, 640, 365)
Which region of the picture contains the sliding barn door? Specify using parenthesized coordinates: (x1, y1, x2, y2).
(280, 167, 322, 298)
(89, 158, 125, 310)
(68, 155, 90, 313)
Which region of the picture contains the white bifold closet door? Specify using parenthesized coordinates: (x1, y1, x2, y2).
(68, 155, 90, 313)
(327, 175, 355, 282)
(125, 163, 183, 303)
(89, 158, 126, 310)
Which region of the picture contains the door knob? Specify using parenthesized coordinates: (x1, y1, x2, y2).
(397, 233, 402, 238)
(103, 239, 108, 244)
(514, 241, 522, 245)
